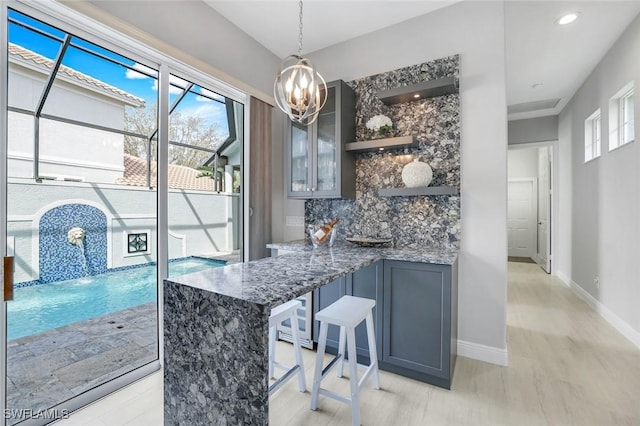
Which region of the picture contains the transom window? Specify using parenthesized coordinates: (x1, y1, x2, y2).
(584, 109, 601, 162)
(609, 82, 634, 151)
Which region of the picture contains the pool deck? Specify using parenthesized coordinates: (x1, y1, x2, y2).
(6, 302, 158, 416)
(5, 255, 241, 419)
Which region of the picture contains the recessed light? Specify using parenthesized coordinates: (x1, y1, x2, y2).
(379, 148, 384, 151)
(413, 94, 420, 99)
(556, 12, 579, 25)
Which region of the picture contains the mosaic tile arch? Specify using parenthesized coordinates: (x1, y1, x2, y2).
(39, 203, 109, 283)
(306, 55, 461, 249)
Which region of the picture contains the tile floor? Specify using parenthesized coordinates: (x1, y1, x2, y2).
(7, 302, 157, 420)
(54, 262, 640, 425)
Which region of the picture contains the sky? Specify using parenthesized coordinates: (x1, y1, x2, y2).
(8, 9, 230, 140)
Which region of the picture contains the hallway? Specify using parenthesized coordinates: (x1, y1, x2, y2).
(57, 262, 640, 425)
(505, 261, 640, 425)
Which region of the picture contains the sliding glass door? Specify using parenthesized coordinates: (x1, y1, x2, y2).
(1, 3, 245, 424)
(3, 8, 161, 424)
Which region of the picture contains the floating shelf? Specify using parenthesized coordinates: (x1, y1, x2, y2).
(345, 135, 418, 153)
(377, 76, 459, 105)
(378, 186, 459, 197)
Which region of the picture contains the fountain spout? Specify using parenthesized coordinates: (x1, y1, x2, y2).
(68, 227, 89, 276)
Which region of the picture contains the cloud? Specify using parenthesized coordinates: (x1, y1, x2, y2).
(152, 80, 185, 95)
(179, 102, 229, 135)
(125, 63, 157, 80)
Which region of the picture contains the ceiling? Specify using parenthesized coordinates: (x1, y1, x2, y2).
(205, 1, 640, 121)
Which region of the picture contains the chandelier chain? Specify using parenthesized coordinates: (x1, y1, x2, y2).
(298, 0, 304, 56)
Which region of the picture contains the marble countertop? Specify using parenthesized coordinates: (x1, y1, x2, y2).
(166, 241, 458, 310)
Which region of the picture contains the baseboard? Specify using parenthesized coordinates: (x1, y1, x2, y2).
(457, 340, 508, 366)
(558, 273, 640, 350)
(556, 271, 571, 287)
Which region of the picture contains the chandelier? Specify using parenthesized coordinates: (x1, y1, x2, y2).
(274, 0, 327, 126)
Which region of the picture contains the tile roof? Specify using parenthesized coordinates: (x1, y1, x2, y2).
(117, 154, 215, 191)
(8, 43, 145, 107)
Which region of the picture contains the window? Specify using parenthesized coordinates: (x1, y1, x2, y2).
(621, 90, 634, 144)
(609, 82, 634, 151)
(127, 232, 148, 254)
(584, 109, 601, 162)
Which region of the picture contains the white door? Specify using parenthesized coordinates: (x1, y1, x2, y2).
(508, 179, 537, 259)
(537, 147, 551, 273)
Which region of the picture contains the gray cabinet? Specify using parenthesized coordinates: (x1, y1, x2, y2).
(312, 276, 346, 350)
(311, 258, 458, 390)
(382, 260, 458, 389)
(285, 80, 356, 199)
(346, 261, 383, 362)
(313, 261, 382, 363)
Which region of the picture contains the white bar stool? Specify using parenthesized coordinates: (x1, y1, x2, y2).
(268, 299, 307, 395)
(310, 295, 380, 426)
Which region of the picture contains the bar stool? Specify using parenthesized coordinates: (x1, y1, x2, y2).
(268, 299, 307, 395)
(310, 295, 380, 426)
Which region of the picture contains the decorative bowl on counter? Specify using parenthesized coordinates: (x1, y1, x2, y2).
(345, 237, 393, 247)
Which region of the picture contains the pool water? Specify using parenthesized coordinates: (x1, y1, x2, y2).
(7, 258, 224, 341)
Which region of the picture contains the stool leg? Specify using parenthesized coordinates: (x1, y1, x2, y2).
(337, 325, 346, 378)
(290, 312, 307, 392)
(269, 325, 277, 379)
(346, 326, 361, 426)
(310, 321, 328, 411)
(365, 311, 380, 390)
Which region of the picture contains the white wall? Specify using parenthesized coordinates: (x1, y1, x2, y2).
(8, 65, 127, 182)
(7, 179, 238, 282)
(307, 1, 508, 363)
(508, 148, 538, 180)
(8, 112, 125, 182)
(558, 13, 640, 343)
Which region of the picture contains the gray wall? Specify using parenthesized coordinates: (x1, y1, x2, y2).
(508, 116, 558, 146)
(305, 1, 509, 362)
(558, 13, 640, 339)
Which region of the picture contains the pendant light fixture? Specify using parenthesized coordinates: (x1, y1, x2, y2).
(274, 0, 327, 126)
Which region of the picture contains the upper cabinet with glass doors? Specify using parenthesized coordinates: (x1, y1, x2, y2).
(285, 80, 356, 199)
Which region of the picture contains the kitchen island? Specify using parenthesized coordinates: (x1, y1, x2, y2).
(164, 242, 457, 425)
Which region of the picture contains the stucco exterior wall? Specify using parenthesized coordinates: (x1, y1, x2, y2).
(7, 179, 239, 283)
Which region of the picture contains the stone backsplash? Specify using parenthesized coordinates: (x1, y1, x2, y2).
(305, 55, 460, 249)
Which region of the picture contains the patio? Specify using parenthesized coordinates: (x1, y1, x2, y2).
(6, 302, 158, 422)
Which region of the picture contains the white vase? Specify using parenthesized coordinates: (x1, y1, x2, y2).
(401, 159, 433, 188)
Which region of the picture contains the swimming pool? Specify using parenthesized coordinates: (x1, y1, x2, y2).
(7, 257, 225, 340)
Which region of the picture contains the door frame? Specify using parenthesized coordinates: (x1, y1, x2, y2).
(507, 177, 537, 259)
(1, 2, 8, 421)
(507, 140, 559, 276)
